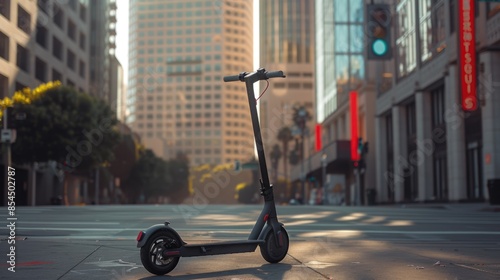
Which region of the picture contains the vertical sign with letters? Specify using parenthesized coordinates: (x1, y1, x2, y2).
(459, 0, 477, 111)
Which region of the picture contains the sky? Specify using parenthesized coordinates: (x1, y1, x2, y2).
(115, 0, 260, 85)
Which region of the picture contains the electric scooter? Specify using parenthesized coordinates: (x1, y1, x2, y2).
(136, 68, 289, 275)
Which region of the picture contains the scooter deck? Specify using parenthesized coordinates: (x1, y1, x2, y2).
(164, 240, 265, 257)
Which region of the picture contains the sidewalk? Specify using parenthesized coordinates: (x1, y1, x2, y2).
(1, 237, 499, 279)
(376, 202, 500, 212)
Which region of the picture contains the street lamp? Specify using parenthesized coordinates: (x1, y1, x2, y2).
(321, 153, 327, 205)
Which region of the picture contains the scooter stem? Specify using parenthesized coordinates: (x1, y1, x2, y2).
(244, 69, 271, 189)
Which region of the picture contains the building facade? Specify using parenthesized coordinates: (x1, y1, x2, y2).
(127, 0, 255, 166)
(374, 0, 500, 203)
(0, 0, 90, 97)
(258, 0, 316, 190)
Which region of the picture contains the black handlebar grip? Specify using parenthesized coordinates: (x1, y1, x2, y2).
(265, 71, 286, 79)
(223, 75, 240, 82)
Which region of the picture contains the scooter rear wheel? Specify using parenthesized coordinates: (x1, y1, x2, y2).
(260, 226, 289, 263)
(140, 230, 181, 275)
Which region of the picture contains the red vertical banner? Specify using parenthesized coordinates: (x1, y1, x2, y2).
(459, 0, 477, 111)
(315, 124, 322, 151)
(350, 91, 359, 161)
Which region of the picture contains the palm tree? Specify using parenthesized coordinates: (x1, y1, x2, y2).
(270, 144, 282, 183)
(277, 127, 293, 184)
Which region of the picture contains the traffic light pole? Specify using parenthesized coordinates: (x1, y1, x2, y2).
(355, 168, 361, 206)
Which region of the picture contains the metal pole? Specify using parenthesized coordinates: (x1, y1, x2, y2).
(301, 133, 305, 205)
(95, 168, 99, 205)
(355, 169, 360, 206)
(322, 153, 327, 205)
(31, 162, 37, 206)
(3, 108, 11, 206)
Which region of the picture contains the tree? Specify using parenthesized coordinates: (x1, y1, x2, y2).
(7, 84, 121, 205)
(270, 144, 282, 183)
(11, 85, 120, 170)
(167, 153, 190, 203)
(124, 149, 170, 203)
(123, 150, 190, 204)
(277, 127, 293, 183)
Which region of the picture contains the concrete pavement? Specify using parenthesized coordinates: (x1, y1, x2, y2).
(0, 204, 499, 279)
(2, 236, 499, 279)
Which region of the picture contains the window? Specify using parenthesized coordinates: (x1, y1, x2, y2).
(79, 3, 86, 21)
(487, 2, 500, 18)
(0, 74, 8, 98)
(79, 32, 86, 50)
(37, 0, 49, 13)
(52, 36, 63, 60)
(0, 31, 8, 61)
(17, 4, 31, 34)
(35, 57, 47, 82)
(67, 20, 76, 41)
(0, 0, 10, 19)
(16, 44, 29, 73)
(396, 0, 417, 78)
(36, 24, 48, 48)
(66, 50, 75, 70)
(52, 68, 62, 82)
(53, 4, 64, 29)
(419, 0, 446, 63)
(79, 60, 85, 78)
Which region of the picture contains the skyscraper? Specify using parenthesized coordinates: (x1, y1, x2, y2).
(127, 0, 255, 166)
(89, 0, 118, 107)
(259, 0, 316, 184)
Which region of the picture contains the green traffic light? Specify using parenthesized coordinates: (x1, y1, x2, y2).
(372, 39, 388, 56)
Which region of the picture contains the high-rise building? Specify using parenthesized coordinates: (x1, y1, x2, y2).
(0, 0, 90, 97)
(127, 0, 255, 166)
(89, 0, 118, 106)
(258, 0, 316, 186)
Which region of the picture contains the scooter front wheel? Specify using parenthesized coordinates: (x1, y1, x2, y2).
(140, 230, 181, 275)
(260, 226, 289, 263)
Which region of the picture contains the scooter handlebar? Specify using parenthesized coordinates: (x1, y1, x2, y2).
(224, 69, 286, 82)
(265, 70, 286, 79)
(223, 74, 241, 82)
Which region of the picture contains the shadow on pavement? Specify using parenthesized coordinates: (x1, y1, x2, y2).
(138, 263, 293, 279)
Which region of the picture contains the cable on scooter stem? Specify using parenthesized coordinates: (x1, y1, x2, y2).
(255, 80, 270, 102)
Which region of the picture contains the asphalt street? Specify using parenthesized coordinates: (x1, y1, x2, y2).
(0, 204, 499, 279)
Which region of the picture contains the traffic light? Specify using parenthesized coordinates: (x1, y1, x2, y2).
(366, 4, 392, 60)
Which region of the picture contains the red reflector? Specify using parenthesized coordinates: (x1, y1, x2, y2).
(136, 231, 144, 242)
(164, 251, 180, 256)
(263, 214, 269, 221)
